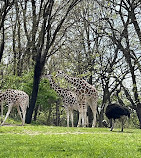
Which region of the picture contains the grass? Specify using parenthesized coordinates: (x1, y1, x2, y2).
(0, 125, 141, 158)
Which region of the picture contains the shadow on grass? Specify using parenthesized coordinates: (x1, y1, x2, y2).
(110, 131, 134, 134)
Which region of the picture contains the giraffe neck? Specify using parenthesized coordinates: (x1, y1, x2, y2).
(63, 73, 97, 96)
(48, 77, 67, 97)
(63, 74, 82, 88)
(63, 74, 77, 85)
(0, 92, 4, 102)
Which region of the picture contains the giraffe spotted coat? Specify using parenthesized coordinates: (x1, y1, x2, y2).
(0, 89, 29, 125)
(56, 70, 98, 127)
(46, 75, 80, 127)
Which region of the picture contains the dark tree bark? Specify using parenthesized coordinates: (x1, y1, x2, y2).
(0, 26, 4, 63)
(26, 0, 82, 124)
(0, 0, 14, 62)
(33, 105, 40, 121)
(87, 74, 93, 127)
(136, 104, 141, 128)
(55, 99, 61, 126)
(127, 0, 141, 44)
(26, 51, 43, 123)
(47, 106, 52, 125)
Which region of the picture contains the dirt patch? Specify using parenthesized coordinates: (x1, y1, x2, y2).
(1, 124, 22, 126)
(21, 131, 112, 135)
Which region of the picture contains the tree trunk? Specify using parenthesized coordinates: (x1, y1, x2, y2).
(55, 100, 60, 126)
(54, 99, 61, 126)
(25, 0, 83, 124)
(33, 104, 40, 121)
(26, 52, 42, 124)
(47, 106, 52, 125)
(98, 85, 110, 127)
(87, 106, 93, 127)
(98, 109, 104, 127)
(136, 104, 141, 129)
(0, 26, 4, 63)
(130, 7, 141, 44)
(88, 74, 93, 127)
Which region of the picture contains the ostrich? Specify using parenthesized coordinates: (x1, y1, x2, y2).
(102, 103, 130, 132)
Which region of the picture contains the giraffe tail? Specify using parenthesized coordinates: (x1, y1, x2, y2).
(26, 95, 29, 108)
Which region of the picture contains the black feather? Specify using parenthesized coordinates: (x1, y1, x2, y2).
(105, 103, 130, 120)
(105, 103, 130, 132)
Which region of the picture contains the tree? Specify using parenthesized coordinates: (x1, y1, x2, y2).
(0, 0, 14, 62)
(96, 0, 141, 128)
(26, 0, 82, 124)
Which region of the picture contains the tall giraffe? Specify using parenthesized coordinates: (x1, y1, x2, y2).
(46, 75, 80, 127)
(56, 70, 98, 127)
(0, 89, 29, 125)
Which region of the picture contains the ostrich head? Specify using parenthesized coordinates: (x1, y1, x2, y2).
(102, 120, 109, 128)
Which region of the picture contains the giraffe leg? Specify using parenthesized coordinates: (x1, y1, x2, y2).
(77, 101, 83, 127)
(81, 103, 85, 127)
(81, 107, 87, 127)
(20, 109, 26, 126)
(1, 104, 13, 126)
(77, 110, 82, 127)
(83, 107, 87, 127)
(1, 102, 3, 123)
(17, 106, 24, 125)
(70, 110, 74, 127)
(90, 100, 97, 127)
(79, 97, 87, 127)
(92, 111, 97, 127)
(65, 107, 69, 127)
(82, 102, 87, 127)
(67, 112, 69, 127)
(21, 100, 28, 126)
(86, 115, 89, 127)
(81, 112, 84, 127)
(22, 111, 26, 126)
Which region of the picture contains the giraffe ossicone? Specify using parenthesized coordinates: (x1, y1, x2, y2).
(0, 89, 29, 126)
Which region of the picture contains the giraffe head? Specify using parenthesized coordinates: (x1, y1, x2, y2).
(46, 74, 52, 81)
(46, 74, 59, 89)
(45, 75, 55, 85)
(56, 70, 65, 78)
(56, 70, 80, 86)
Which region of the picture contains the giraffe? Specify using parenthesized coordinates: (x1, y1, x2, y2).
(0, 89, 29, 126)
(56, 70, 98, 127)
(46, 75, 81, 127)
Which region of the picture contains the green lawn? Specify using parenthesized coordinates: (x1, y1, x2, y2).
(0, 125, 141, 158)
